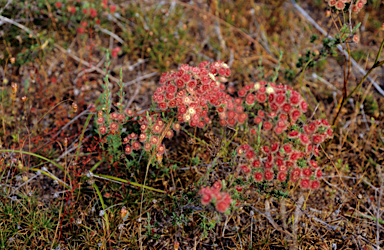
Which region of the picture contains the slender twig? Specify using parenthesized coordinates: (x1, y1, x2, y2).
(290, 0, 384, 97)
(123, 71, 158, 87)
(0, 15, 35, 36)
(92, 173, 165, 194)
(92, 182, 109, 245)
(53, 109, 91, 138)
(0, 149, 69, 177)
(0, 0, 14, 15)
(94, 25, 124, 43)
(54, 44, 121, 84)
(291, 193, 304, 250)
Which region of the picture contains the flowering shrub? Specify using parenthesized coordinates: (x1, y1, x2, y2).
(235, 82, 332, 192)
(95, 61, 333, 214)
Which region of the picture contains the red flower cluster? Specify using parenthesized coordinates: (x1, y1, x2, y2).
(154, 61, 236, 128)
(325, 0, 366, 12)
(97, 110, 128, 136)
(199, 181, 233, 213)
(234, 82, 333, 190)
(243, 81, 308, 134)
(124, 111, 181, 157)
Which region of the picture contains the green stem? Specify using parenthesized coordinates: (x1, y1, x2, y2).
(333, 39, 384, 125)
(225, 126, 238, 150)
(374, 38, 384, 65)
(0, 149, 70, 181)
(345, 66, 375, 101)
(93, 173, 165, 194)
(347, 38, 384, 100)
(92, 182, 109, 232)
(89, 159, 103, 173)
(356, 212, 384, 225)
(181, 127, 207, 146)
(30, 168, 70, 189)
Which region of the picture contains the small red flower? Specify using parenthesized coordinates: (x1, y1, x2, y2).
(288, 130, 299, 138)
(274, 126, 284, 135)
(264, 170, 274, 181)
(240, 165, 251, 174)
(262, 146, 270, 154)
(254, 172, 263, 182)
(299, 101, 308, 112)
(356, 0, 364, 9)
(278, 172, 287, 182)
(310, 180, 320, 189)
(300, 179, 310, 189)
(139, 133, 147, 142)
(299, 134, 310, 145)
(278, 164, 288, 172)
(245, 150, 255, 160)
(254, 116, 263, 124)
(235, 185, 243, 192)
(110, 122, 118, 132)
(128, 133, 137, 140)
(263, 162, 273, 169)
(275, 158, 284, 167)
(150, 135, 159, 145)
(216, 200, 230, 213)
(279, 113, 288, 121)
(157, 144, 166, 155)
(283, 144, 292, 154)
(335, 1, 345, 10)
(90, 8, 97, 18)
(312, 135, 324, 144)
(96, 117, 105, 125)
(77, 27, 85, 34)
(302, 168, 312, 178)
(238, 89, 246, 97)
(125, 109, 134, 116)
(282, 103, 292, 113)
(55, 2, 63, 8)
(165, 129, 174, 139)
(68, 6, 76, 13)
(99, 125, 107, 134)
(256, 93, 267, 103)
(245, 94, 255, 105)
(173, 123, 181, 132)
(309, 160, 318, 168)
(110, 5, 117, 13)
(252, 160, 261, 168)
(289, 95, 300, 105)
(125, 145, 132, 154)
(271, 142, 279, 153)
(143, 143, 151, 152)
(132, 141, 141, 150)
(275, 94, 286, 106)
(263, 121, 272, 130)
